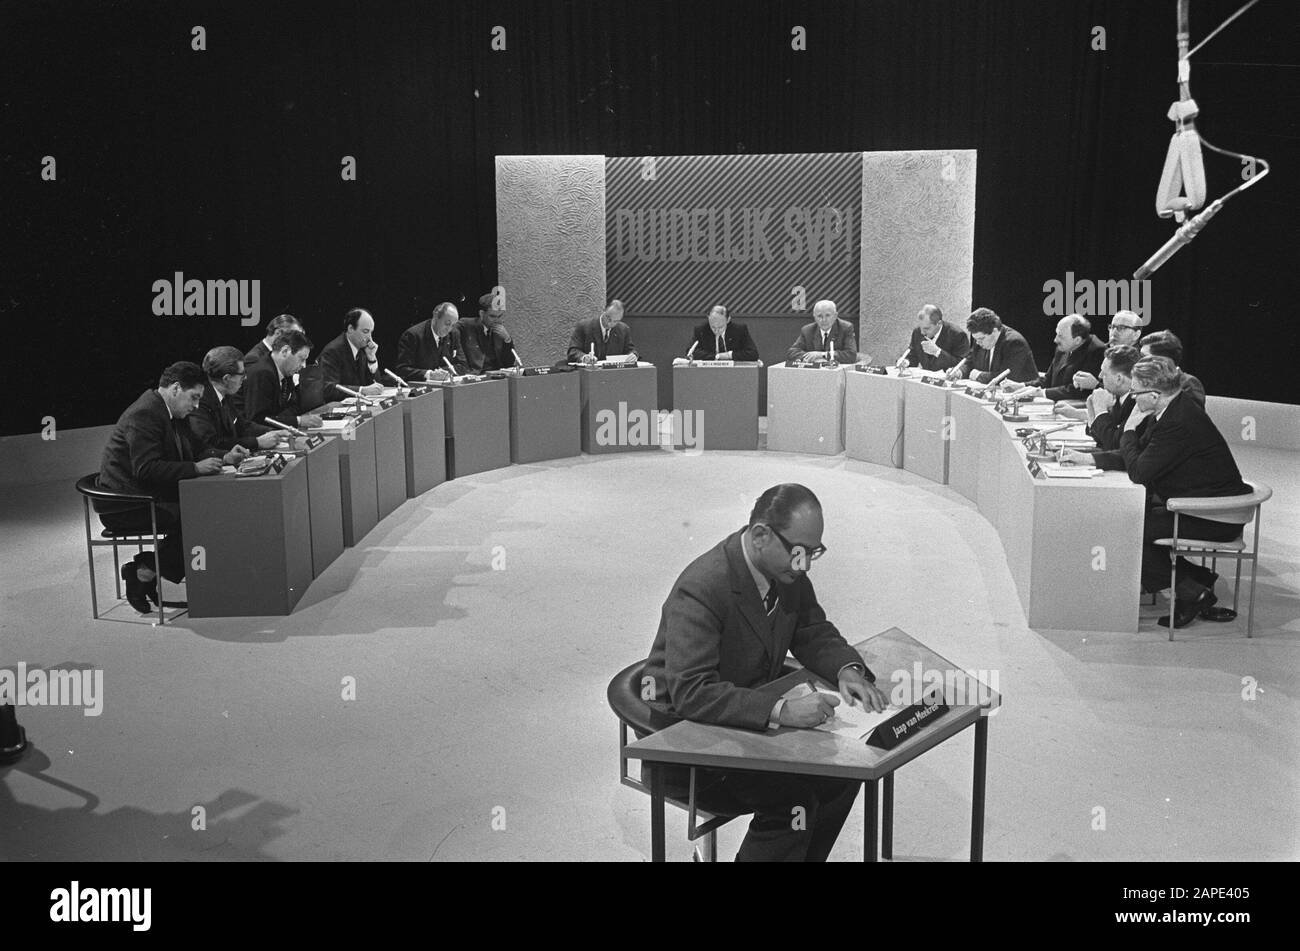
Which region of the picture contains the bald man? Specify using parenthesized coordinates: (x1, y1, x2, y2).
(318, 308, 385, 402)
(787, 300, 858, 365)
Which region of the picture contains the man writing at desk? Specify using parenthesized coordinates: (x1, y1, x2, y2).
(684, 304, 759, 361)
(898, 304, 969, 372)
(568, 299, 637, 365)
(945, 307, 1038, 384)
(642, 484, 887, 861)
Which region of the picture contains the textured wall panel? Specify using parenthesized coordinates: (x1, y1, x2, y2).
(496, 155, 607, 365)
(859, 150, 977, 366)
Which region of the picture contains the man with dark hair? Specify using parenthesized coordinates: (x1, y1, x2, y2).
(1139, 330, 1206, 405)
(641, 483, 888, 861)
(95, 362, 242, 612)
(190, 346, 281, 454)
(319, 308, 385, 402)
(787, 300, 858, 365)
(396, 302, 463, 381)
(454, 291, 522, 372)
(898, 303, 969, 372)
(236, 329, 322, 430)
(568, 299, 637, 364)
(1060, 344, 1142, 469)
(1015, 314, 1106, 401)
(1119, 356, 1251, 629)
(245, 313, 303, 367)
(945, 307, 1038, 384)
(683, 304, 759, 361)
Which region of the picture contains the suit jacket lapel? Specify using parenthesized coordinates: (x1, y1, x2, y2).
(725, 530, 776, 658)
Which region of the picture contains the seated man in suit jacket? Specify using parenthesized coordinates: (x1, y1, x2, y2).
(234, 329, 322, 431)
(568, 299, 637, 364)
(395, 302, 461, 381)
(898, 303, 969, 372)
(244, 312, 302, 367)
(319, 308, 385, 403)
(96, 362, 242, 611)
(787, 299, 858, 365)
(683, 304, 759, 361)
(189, 346, 281, 454)
(1061, 345, 1141, 470)
(1015, 314, 1107, 401)
(946, 307, 1038, 384)
(642, 484, 888, 861)
(1119, 356, 1252, 629)
(1140, 330, 1206, 406)
(452, 290, 523, 373)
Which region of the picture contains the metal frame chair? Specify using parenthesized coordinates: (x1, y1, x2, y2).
(607, 661, 740, 862)
(1158, 479, 1271, 640)
(74, 473, 187, 625)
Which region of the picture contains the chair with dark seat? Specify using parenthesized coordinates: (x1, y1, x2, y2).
(74, 473, 187, 625)
(607, 660, 745, 861)
(1157, 479, 1272, 640)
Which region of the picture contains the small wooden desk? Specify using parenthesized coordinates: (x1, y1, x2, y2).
(623, 627, 999, 862)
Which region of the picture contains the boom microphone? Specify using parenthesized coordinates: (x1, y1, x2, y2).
(1134, 198, 1223, 279)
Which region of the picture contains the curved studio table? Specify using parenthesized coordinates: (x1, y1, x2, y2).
(178, 362, 1145, 632)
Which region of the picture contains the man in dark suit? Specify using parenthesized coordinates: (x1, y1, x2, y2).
(678, 304, 759, 361)
(642, 484, 888, 861)
(453, 290, 523, 373)
(396, 302, 462, 381)
(1015, 314, 1106, 401)
(235, 329, 322, 431)
(318, 308, 385, 403)
(1068, 310, 1143, 393)
(1119, 356, 1252, 629)
(898, 304, 969, 372)
(568, 299, 637, 364)
(787, 300, 858, 365)
(189, 346, 281, 454)
(244, 312, 303, 367)
(95, 362, 241, 612)
(1062, 345, 1142, 470)
(946, 307, 1038, 384)
(1140, 330, 1206, 405)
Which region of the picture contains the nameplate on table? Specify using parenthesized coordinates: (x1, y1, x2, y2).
(854, 365, 889, 375)
(304, 434, 325, 449)
(690, 359, 735, 367)
(521, 366, 552, 376)
(865, 690, 950, 751)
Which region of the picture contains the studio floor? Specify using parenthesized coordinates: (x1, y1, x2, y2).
(2, 445, 1297, 861)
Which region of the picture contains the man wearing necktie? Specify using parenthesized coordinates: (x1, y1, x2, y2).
(190, 346, 281, 454)
(449, 291, 520, 373)
(786, 299, 859, 365)
(237, 329, 322, 430)
(642, 484, 888, 861)
(396, 301, 462, 381)
(684, 304, 760, 361)
(567, 299, 638, 365)
(318, 308, 385, 403)
(94, 362, 244, 613)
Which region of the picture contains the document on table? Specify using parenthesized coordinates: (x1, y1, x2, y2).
(1037, 462, 1102, 478)
(783, 683, 903, 741)
(311, 419, 354, 432)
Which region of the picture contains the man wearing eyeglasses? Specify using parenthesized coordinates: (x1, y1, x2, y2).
(640, 483, 888, 861)
(189, 346, 281, 455)
(1071, 311, 1143, 393)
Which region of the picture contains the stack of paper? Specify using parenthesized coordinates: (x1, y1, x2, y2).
(783, 683, 904, 741)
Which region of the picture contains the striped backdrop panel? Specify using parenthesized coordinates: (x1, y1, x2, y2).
(606, 153, 862, 319)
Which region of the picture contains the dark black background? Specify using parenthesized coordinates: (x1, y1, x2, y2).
(3, 0, 1297, 436)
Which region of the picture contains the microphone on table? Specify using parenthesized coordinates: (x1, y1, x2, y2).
(512, 348, 523, 368)
(337, 384, 376, 408)
(263, 418, 307, 437)
(383, 369, 408, 391)
(895, 345, 911, 369)
(686, 341, 698, 362)
(977, 369, 1011, 391)
(442, 356, 458, 378)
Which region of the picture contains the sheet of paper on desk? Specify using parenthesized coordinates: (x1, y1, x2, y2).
(784, 684, 903, 741)
(379, 387, 401, 398)
(312, 419, 353, 432)
(1038, 462, 1101, 478)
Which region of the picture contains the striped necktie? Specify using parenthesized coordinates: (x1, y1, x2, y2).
(763, 586, 779, 616)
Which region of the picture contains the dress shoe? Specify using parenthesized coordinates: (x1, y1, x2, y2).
(120, 563, 152, 614)
(1158, 588, 1213, 629)
(1197, 592, 1237, 622)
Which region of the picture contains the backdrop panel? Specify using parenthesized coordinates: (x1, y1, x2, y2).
(496, 155, 607, 366)
(859, 150, 977, 368)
